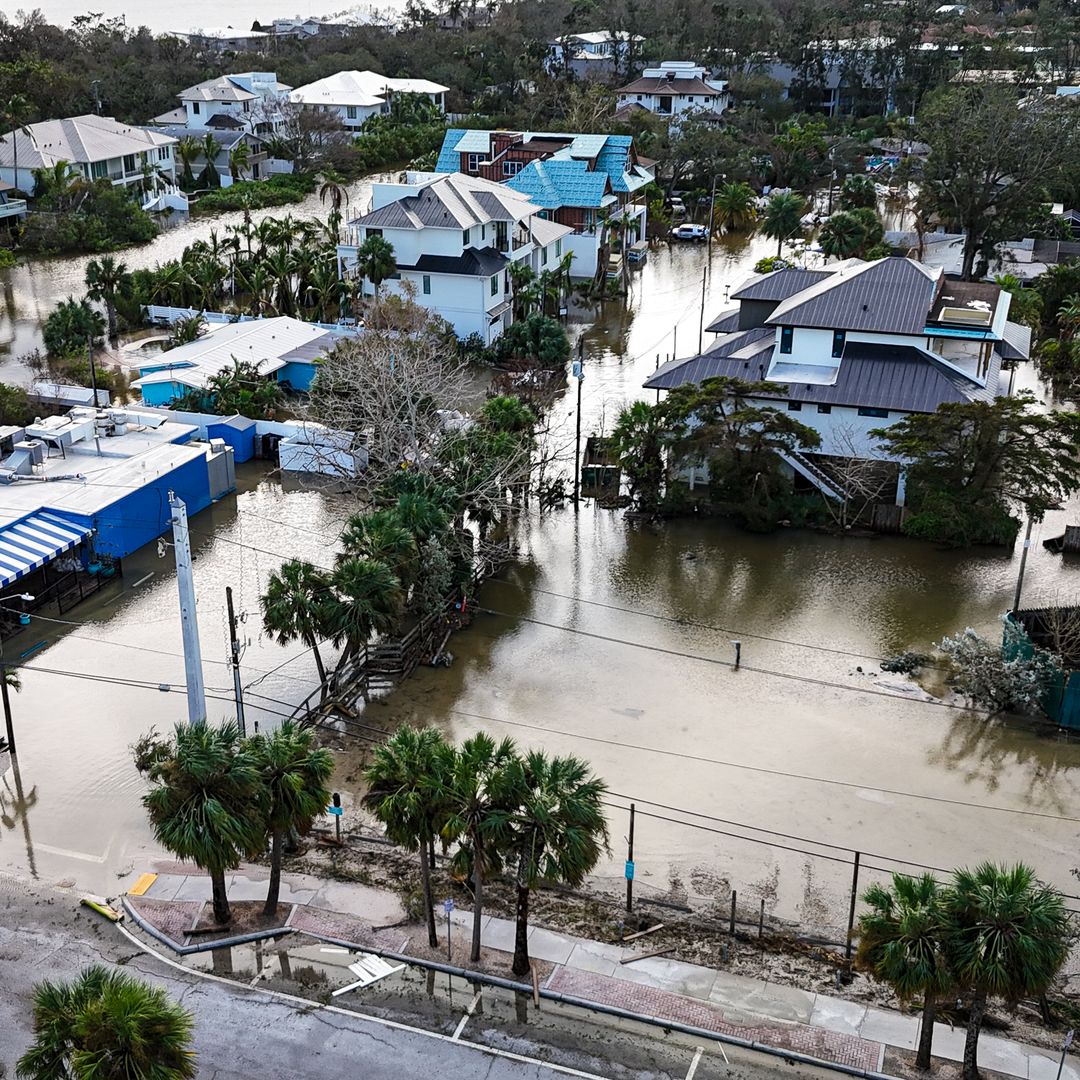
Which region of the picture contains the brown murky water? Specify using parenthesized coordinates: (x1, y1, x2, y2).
(2, 227, 1079, 937)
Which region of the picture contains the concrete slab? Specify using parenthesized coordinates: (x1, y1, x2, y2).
(143, 874, 185, 902)
(566, 940, 626, 977)
(859, 1008, 919, 1050)
(809, 996, 869, 1037)
(1028, 1048, 1080, 1080)
(171, 876, 212, 902)
(974, 1034, 1035, 1079)
(738, 982, 817, 1025)
(527, 928, 575, 965)
(479, 917, 517, 953)
(611, 956, 718, 1000)
(308, 881, 404, 923)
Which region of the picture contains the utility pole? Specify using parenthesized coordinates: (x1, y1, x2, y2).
(706, 172, 719, 261)
(572, 338, 584, 510)
(225, 586, 247, 737)
(168, 492, 207, 726)
(625, 802, 635, 913)
(845, 851, 861, 966)
(698, 267, 707, 355)
(1013, 515, 1034, 612)
(0, 592, 34, 756)
(87, 336, 102, 456)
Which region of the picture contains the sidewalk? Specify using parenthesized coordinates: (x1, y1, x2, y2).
(130, 867, 1077, 1080)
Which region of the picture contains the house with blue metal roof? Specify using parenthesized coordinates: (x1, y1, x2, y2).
(434, 129, 654, 279)
(644, 257, 1032, 506)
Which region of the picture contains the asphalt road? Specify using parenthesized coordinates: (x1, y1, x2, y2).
(0, 875, 834, 1080)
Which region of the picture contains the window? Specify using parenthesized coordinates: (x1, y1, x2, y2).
(555, 238, 561, 258)
(541, 245, 548, 265)
(787, 401, 802, 411)
(490, 275, 499, 296)
(422, 275, 431, 295)
(90, 160, 108, 179)
(817, 404, 832, 414)
(481, 224, 486, 240)
(466, 152, 481, 172)
(779, 326, 793, 354)
(123, 154, 136, 173)
(347, 105, 357, 120)
(192, 102, 200, 115)
(502, 160, 524, 177)
(242, 101, 250, 112)
(687, 95, 694, 102)
(158, 147, 169, 161)
(858, 407, 889, 418)
(832, 329, 846, 358)
(366, 227, 382, 239)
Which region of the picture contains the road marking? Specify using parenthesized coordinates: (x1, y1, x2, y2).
(34, 843, 106, 864)
(114, 922, 611, 1080)
(686, 1046, 704, 1080)
(131, 572, 155, 589)
(452, 990, 483, 1041)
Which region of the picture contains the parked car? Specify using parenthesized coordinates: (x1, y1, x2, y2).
(671, 223, 708, 242)
(667, 196, 687, 218)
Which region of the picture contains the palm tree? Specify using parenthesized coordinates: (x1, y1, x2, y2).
(712, 181, 757, 232)
(1059, 295, 1080, 341)
(16, 965, 195, 1080)
(306, 260, 345, 322)
(857, 873, 952, 1071)
(444, 732, 518, 963)
(228, 141, 250, 182)
(326, 557, 403, 667)
(945, 863, 1071, 1080)
(260, 560, 333, 693)
(176, 137, 200, 188)
(339, 509, 418, 588)
(819, 211, 868, 261)
(761, 192, 806, 257)
(251, 721, 334, 917)
(611, 400, 666, 511)
(392, 493, 449, 543)
(1, 94, 33, 196)
(199, 133, 223, 188)
(355, 234, 397, 298)
(133, 720, 264, 926)
(319, 176, 350, 216)
(363, 726, 455, 948)
(481, 394, 535, 436)
(85, 256, 131, 341)
(504, 750, 609, 976)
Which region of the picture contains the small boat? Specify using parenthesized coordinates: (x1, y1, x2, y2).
(671, 223, 708, 242)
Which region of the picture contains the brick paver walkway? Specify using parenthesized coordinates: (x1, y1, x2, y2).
(127, 897, 203, 947)
(547, 968, 883, 1072)
(286, 904, 377, 948)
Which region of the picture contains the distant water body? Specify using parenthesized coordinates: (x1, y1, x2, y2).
(17, 0, 404, 35)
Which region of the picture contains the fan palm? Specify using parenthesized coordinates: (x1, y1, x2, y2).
(199, 133, 223, 188)
(306, 260, 344, 322)
(355, 234, 397, 298)
(16, 965, 195, 1080)
(712, 181, 757, 232)
(504, 750, 609, 976)
(611, 399, 666, 511)
(945, 863, 1071, 1080)
(393, 493, 450, 543)
(251, 721, 334, 917)
(326, 557, 403, 665)
(363, 726, 455, 948)
(339, 509, 418, 586)
(761, 192, 806, 257)
(857, 873, 952, 1070)
(84, 256, 131, 341)
(819, 210, 868, 261)
(133, 720, 264, 925)
(260, 559, 333, 692)
(444, 733, 518, 963)
(175, 136, 200, 188)
(228, 140, 250, 181)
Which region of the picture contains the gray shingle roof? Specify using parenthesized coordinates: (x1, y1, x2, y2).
(766, 258, 942, 335)
(398, 248, 508, 277)
(351, 174, 535, 231)
(730, 268, 832, 303)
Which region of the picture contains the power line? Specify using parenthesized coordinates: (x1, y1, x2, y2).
(448, 706, 1080, 823)
(478, 605, 987, 716)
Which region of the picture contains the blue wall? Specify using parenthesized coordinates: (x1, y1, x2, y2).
(140, 382, 185, 407)
(275, 360, 318, 392)
(52, 451, 213, 559)
(208, 418, 257, 464)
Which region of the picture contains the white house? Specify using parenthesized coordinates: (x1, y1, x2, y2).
(290, 71, 448, 129)
(546, 31, 644, 79)
(270, 16, 351, 37)
(615, 62, 730, 121)
(175, 26, 271, 51)
(0, 115, 177, 195)
(160, 72, 291, 135)
(644, 258, 1032, 505)
(337, 172, 573, 345)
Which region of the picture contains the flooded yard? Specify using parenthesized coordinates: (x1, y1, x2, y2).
(2, 221, 1079, 938)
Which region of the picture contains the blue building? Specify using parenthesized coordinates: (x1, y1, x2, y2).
(132, 316, 349, 407)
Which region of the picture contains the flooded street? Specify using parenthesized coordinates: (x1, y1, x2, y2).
(3, 219, 1080, 938)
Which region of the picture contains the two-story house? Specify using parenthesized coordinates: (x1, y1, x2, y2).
(290, 71, 448, 130)
(434, 129, 653, 279)
(545, 31, 644, 80)
(0, 115, 177, 196)
(615, 62, 730, 122)
(643, 257, 1032, 505)
(336, 172, 573, 345)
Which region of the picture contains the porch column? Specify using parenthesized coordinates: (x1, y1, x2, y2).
(896, 467, 907, 508)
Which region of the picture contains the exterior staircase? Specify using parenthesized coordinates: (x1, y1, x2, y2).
(778, 448, 849, 502)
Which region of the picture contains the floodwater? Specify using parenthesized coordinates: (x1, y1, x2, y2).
(0, 171, 393, 381)
(3, 224, 1080, 940)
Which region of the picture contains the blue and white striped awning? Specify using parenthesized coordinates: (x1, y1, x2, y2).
(0, 513, 91, 588)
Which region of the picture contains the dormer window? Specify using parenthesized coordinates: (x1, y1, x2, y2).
(832, 330, 846, 358)
(779, 326, 793, 354)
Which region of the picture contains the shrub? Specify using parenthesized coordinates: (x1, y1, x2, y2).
(192, 173, 318, 214)
(495, 314, 570, 368)
(43, 298, 105, 357)
(902, 490, 1020, 546)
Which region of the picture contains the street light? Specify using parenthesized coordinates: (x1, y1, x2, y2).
(0, 592, 35, 757)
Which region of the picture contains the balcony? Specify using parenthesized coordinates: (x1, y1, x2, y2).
(0, 199, 27, 220)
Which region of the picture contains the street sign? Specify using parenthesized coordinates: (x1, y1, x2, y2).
(1065, 1030, 1074, 1050)
(625, 860, 635, 881)
(443, 898, 455, 914)
(328, 805, 343, 816)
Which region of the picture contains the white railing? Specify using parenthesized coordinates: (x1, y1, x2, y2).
(0, 199, 27, 219)
(143, 305, 360, 334)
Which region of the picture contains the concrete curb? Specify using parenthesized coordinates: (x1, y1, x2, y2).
(121, 895, 294, 954)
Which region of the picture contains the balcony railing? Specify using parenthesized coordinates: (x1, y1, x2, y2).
(0, 199, 27, 219)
